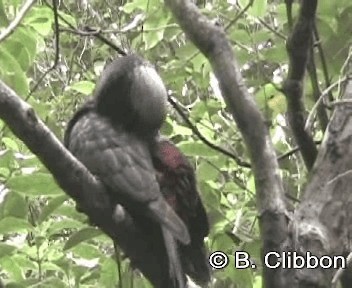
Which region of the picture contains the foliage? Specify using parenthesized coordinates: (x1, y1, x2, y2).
(0, 0, 351, 287)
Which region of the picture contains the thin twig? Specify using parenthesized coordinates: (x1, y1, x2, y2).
(28, 0, 60, 98)
(305, 77, 347, 132)
(313, 24, 333, 102)
(168, 94, 251, 168)
(277, 140, 321, 162)
(225, 0, 254, 31)
(332, 252, 352, 287)
(0, 0, 36, 42)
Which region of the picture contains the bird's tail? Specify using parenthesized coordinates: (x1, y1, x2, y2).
(162, 227, 187, 288)
(148, 198, 190, 245)
(181, 242, 211, 286)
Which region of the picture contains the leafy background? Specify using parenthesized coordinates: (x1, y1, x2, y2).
(0, 0, 351, 287)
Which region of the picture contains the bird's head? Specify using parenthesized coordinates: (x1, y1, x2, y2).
(94, 54, 167, 135)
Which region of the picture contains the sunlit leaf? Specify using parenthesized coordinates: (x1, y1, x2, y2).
(7, 173, 63, 196)
(0, 216, 31, 234)
(64, 227, 103, 251)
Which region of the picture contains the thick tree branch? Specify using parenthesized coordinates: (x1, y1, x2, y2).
(164, 1, 288, 287)
(0, 80, 169, 288)
(283, 0, 318, 170)
(286, 74, 352, 287)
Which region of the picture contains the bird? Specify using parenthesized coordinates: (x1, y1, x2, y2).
(64, 54, 210, 287)
(152, 135, 211, 285)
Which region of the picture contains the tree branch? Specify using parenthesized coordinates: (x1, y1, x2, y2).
(0, 80, 169, 288)
(164, 1, 288, 287)
(287, 72, 352, 287)
(282, 0, 318, 170)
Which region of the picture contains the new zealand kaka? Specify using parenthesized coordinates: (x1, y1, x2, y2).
(64, 54, 210, 287)
(152, 136, 211, 285)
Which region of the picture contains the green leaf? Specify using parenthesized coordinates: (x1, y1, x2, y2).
(216, 263, 253, 288)
(11, 255, 37, 271)
(7, 173, 63, 196)
(175, 42, 198, 59)
(9, 278, 38, 287)
(27, 277, 66, 288)
(268, 93, 286, 116)
(262, 42, 286, 63)
(143, 8, 170, 49)
(161, 118, 173, 136)
(200, 181, 220, 212)
(24, 7, 53, 36)
(63, 227, 102, 250)
(190, 101, 208, 119)
(1, 27, 37, 71)
(196, 121, 216, 139)
(2, 191, 27, 219)
(3, 39, 30, 72)
(0, 167, 10, 178)
(72, 243, 102, 259)
(191, 53, 207, 73)
(38, 195, 68, 223)
(172, 124, 192, 136)
(100, 258, 118, 287)
(197, 161, 219, 181)
(56, 204, 87, 223)
(255, 83, 279, 110)
(2, 137, 19, 152)
(57, 12, 77, 28)
(48, 218, 84, 235)
(69, 81, 95, 95)
(178, 141, 219, 157)
(0, 0, 9, 26)
(123, 0, 148, 13)
(0, 243, 17, 258)
(248, 0, 267, 17)
(244, 239, 261, 260)
(253, 275, 263, 288)
(41, 262, 66, 274)
(0, 149, 15, 169)
(0, 256, 24, 281)
(0, 216, 31, 234)
(0, 46, 28, 96)
(27, 97, 50, 120)
(229, 29, 251, 45)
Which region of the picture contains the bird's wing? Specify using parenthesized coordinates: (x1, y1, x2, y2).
(153, 138, 211, 285)
(153, 138, 209, 238)
(65, 110, 189, 245)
